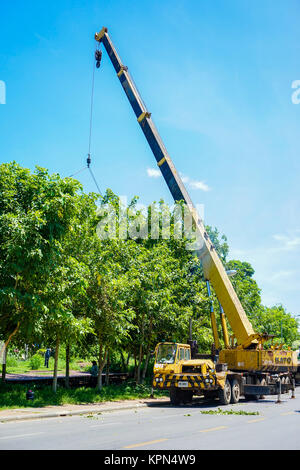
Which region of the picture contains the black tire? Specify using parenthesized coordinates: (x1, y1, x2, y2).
(170, 389, 181, 405)
(230, 379, 240, 404)
(203, 391, 217, 400)
(218, 379, 231, 405)
(181, 391, 193, 404)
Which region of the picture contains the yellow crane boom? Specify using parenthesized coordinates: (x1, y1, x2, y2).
(95, 26, 258, 348)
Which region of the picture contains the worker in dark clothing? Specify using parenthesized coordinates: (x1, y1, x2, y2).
(44, 348, 51, 368)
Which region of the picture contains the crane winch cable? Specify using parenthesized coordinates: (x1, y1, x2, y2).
(68, 44, 103, 196)
(88, 166, 102, 195)
(87, 47, 96, 166)
(85, 43, 103, 196)
(68, 166, 88, 178)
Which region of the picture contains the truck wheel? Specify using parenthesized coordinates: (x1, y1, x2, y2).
(181, 391, 193, 404)
(218, 380, 231, 405)
(230, 379, 240, 404)
(170, 389, 181, 405)
(203, 391, 217, 400)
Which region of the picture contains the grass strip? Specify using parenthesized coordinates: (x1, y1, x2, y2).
(0, 381, 166, 410)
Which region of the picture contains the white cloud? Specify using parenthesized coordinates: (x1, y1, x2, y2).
(147, 168, 161, 178)
(181, 175, 189, 184)
(180, 173, 211, 192)
(189, 180, 211, 191)
(272, 232, 300, 252)
(147, 168, 211, 191)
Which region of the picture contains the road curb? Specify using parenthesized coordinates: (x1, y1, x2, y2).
(0, 401, 167, 423)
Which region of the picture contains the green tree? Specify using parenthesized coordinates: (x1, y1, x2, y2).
(0, 163, 100, 388)
(0, 163, 85, 381)
(253, 305, 299, 347)
(225, 260, 262, 318)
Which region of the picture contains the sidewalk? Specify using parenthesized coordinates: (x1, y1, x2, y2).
(0, 397, 169, 423)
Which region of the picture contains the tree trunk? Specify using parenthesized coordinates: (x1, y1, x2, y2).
(137, 344, 143, 384)
(133, 353, 137, 382)
(1, 347, 7, 383)
(137, 314, 146, 384)
(52, 337, 60, 393)
(97, 343, 108, 392)
(105, 353, 110, 386)
(142, 318, 153, 382)
(142, 349, 151, 382)
(120, 350, 126, 372)
(126, 353, 130, 368)
(0, 323, 20, 376)
(97, 343, 103, 391)
(65, 343, 70, 389)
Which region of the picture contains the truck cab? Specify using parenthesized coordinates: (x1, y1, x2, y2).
(153, 342, 191, 375)
(153, 342, 221, 404)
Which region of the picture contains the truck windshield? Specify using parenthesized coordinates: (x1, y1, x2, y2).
(156, 344, 177, 364)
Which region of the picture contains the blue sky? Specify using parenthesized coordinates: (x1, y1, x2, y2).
(1, 0, 299, 315)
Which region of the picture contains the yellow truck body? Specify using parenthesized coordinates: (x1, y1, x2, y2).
(152, 342, 296, 405)
(219, 348, 298, 373)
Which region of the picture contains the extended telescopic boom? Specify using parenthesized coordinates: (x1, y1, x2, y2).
(95, 27, 257, 347)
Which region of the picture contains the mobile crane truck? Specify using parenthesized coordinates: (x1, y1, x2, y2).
(94, 27, 298, 405)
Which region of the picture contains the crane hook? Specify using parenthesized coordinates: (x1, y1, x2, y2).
(95, 49, 102, 69)
(87, 153, 91, 168)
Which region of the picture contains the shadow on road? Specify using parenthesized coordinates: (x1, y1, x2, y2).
(145, 396, 278, 409)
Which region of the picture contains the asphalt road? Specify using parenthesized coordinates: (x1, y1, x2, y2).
(0, 392, 299, 450)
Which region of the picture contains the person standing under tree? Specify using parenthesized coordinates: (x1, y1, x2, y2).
(44, 348, 51, 368)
